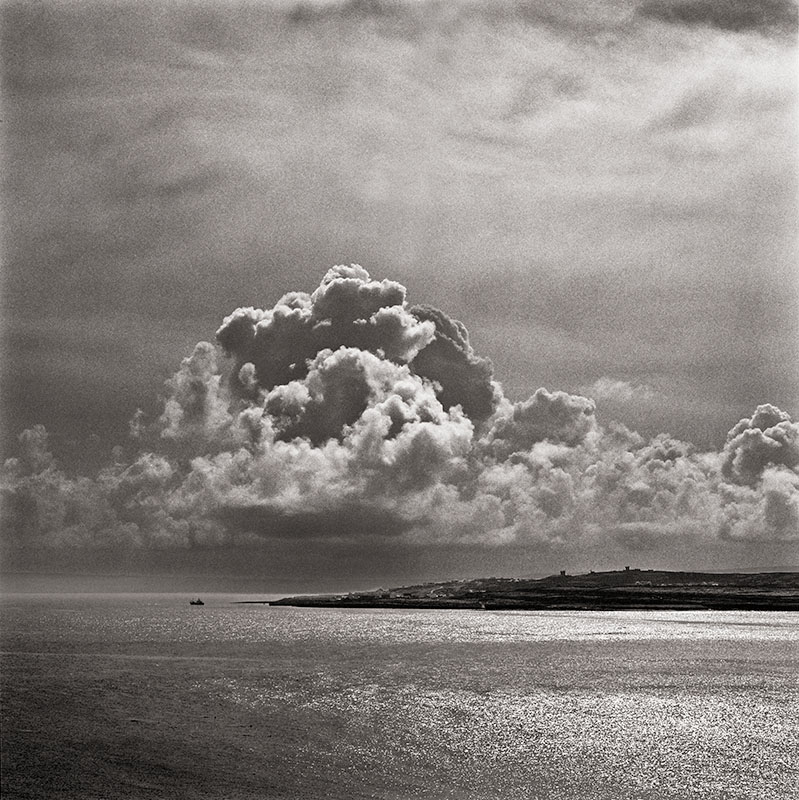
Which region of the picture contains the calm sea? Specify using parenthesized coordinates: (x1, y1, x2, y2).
(1, 594, 797, 799)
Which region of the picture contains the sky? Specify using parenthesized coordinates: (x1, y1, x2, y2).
(2, 0, 798, 591)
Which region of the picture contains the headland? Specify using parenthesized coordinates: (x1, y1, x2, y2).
(263, 569, 799, 611)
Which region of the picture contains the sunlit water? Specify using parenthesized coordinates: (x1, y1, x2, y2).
(2, 594, 797, 799)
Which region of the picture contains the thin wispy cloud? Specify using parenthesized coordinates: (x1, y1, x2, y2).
(581, 378, 657, 405)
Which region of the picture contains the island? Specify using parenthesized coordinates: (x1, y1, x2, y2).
(263, 569, 799, 611)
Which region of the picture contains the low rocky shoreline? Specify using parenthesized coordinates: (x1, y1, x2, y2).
(260, 569, 799, 611)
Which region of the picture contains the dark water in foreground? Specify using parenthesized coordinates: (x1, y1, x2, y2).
(1, 594, 797, 799)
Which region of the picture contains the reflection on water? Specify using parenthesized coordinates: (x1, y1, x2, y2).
(3, 593, 798, 644)
(1, 595, 797, 799)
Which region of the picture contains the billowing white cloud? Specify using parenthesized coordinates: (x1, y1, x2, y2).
(721, 404, 799, 486)
(2, 267, 796, 580)
(216, 264, 498, 424)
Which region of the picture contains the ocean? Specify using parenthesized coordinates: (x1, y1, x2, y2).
(1, 593, 797, 799)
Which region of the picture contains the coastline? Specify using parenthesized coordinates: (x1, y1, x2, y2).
(262, 569, 799, 612)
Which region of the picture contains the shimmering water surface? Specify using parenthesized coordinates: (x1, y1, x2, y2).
(2, 594, 797, 799)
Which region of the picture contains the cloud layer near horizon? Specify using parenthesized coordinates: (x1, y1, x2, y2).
(3, 267, 797, 582)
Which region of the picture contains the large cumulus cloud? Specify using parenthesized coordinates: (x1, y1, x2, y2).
(720, 404, 799, 486)
(216, 264, 497, 423)
(2, 267, 797, 577)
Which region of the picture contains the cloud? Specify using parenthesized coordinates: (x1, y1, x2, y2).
(720, 404, 799, 486)
(3, 267, 797, 580)
(3, 0, 795, 470)
(216, 264, 496, 423)
(406, 305, 498, 422)
(582, 378, 657, 405)
(12, 425, 55, 476)
(638, 0, 799, 36)
(483, 389, 597, 458)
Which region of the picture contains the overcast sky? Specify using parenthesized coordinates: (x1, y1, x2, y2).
(2, 0, 797, 590)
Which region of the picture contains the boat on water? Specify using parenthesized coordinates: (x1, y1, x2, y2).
(189, 598, 204, 606)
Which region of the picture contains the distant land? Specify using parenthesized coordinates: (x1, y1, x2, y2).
(261, 570, 799, 611)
